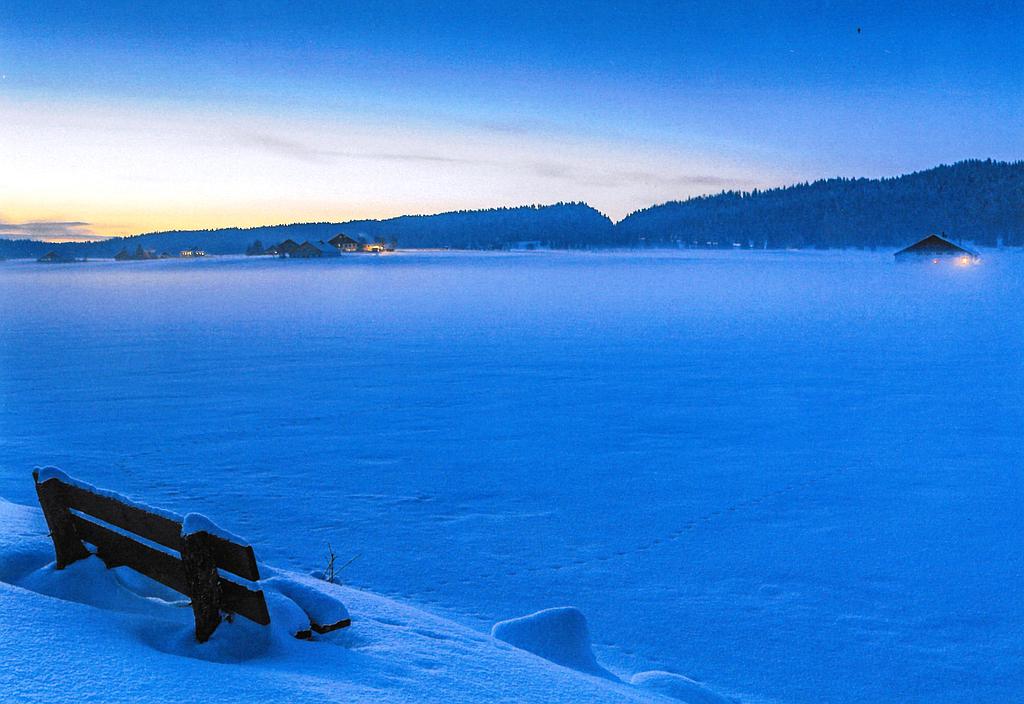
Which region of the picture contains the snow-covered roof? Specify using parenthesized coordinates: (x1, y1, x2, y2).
(328, 233, 359, 246)
(312, 240, 341, 256)
(894, 234, 978, 257)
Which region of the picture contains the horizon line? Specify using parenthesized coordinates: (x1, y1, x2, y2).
(3, 157, 1016, 244)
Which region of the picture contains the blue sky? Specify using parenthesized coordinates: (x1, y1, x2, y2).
(1, 1, 1022, 238)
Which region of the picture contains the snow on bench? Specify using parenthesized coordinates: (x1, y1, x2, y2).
(32, 467, 350, 642)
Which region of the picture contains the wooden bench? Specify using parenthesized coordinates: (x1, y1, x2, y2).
(33, 468, 284, 642)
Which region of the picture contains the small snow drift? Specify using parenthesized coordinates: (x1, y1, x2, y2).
(491, 607, 613, 679)
(263, 573, 352, 637)
(630, 671, 733, 704)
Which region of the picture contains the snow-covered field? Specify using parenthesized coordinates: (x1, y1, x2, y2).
(1, 251, 1021, 703)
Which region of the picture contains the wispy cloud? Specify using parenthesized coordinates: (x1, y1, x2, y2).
(244, 134, 336, 163)
(525, 162, 751, 191)
(244, 133, 478, 165)
(0, 220, 106, 241)
(244, 132, 749, 193)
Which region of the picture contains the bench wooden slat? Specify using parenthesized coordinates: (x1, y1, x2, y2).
(201, 533, 261, 583)
(311, 618, 352, 634)
(71, 513, 188, 594)
(71, 514, 270, 626)
(221, 577, 271, 626)
(53, 478, 260, 581)
(60, 479, 181, 552)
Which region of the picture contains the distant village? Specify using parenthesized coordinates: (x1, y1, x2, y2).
(246, 233, 397, 257)
(31, 232, 980, 266)
(36, 233, 397, 263)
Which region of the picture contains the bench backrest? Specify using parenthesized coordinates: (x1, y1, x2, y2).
(33, 469, 269, 639)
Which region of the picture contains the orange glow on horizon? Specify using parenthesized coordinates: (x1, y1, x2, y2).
(1, 97, 779, 242)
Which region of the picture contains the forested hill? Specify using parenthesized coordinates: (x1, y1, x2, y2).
(617, 159, 1024, 249)
(3, 160, 1023, 258)
(341, 202, 618, 249)
(0, 203, 617, 259)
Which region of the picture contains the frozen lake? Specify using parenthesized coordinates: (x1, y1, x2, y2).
(1, 251, 1021, 703)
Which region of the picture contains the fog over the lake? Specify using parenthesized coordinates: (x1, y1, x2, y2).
(1, 251, 1021, 703)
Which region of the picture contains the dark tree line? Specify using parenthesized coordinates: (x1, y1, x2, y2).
(339, 203, 619, 249)
(2, 160, 1022, 258)
(617, 160, 1024, 249)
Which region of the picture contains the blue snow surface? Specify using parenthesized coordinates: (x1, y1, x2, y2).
(1, 250, 1021, 703)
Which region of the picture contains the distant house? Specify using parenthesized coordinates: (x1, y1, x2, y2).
(275, 239, 301, 257)
(894, 234, 979, 263)
(37, 250, 76, 263)
(291, 241, 324, 258)
(179, 248, 207, 257)
(262, 236, 395, 259)
(313, 240, 340, 256)
(328, 233, 360, 252)
(114, 245, 158, 261)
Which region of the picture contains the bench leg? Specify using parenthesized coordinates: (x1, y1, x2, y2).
(181, 531, 223, 643)
(33, 472, 90, 569)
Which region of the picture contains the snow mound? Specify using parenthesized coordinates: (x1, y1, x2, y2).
(630, 671, 733, 704)
(263, 573, 351, 629)
(18, 556, 180, 616)
(1, 498, 663, 702)
(181, 512, 249, 545)
(138, 606, 276, 664)
(491, 606, 613, 679)
(34, 466, 71, 484)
